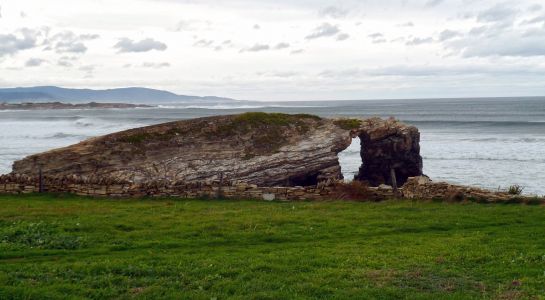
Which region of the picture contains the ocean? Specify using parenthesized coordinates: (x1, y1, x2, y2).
(1, 97, 544, 195)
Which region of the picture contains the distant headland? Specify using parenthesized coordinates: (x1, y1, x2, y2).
(0, 86, 234, 103)
(0, 102, 152, 111)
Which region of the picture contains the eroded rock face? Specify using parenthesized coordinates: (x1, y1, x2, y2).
(10, 113, 423, 187)
(354, 118, 423, 186)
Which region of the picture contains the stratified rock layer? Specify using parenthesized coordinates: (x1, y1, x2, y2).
(11, 113, 423, 187)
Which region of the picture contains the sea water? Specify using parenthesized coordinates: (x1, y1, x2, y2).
(1, 97, 544, 195)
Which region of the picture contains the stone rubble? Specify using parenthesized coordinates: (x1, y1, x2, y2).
(1, 174, 541, 204)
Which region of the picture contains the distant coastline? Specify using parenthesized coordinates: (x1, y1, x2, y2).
(0, 86, 234, 103)
(0, 102, 152, 111)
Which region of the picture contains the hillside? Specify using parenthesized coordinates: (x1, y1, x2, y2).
(0, 86, 234, 103)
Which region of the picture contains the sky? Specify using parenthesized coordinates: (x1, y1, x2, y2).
(1, 0, 545, 101)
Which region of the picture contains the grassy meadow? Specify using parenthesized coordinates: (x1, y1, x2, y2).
(0, 194, 544, 299)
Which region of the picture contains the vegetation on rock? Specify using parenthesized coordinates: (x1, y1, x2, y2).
(216, 112, 323, 155)
(334, 118, 363, 130)
(507, 184, 524, 195)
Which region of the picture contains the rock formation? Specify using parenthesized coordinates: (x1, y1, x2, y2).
(10, 113, 423, 187)
(354, 117, 423, 186)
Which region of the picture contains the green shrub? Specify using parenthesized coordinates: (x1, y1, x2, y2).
(507, 185, 524, 195)
(334, 118, 362, 130)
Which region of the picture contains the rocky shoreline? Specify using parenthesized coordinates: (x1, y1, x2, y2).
(0, 101, 153, 110)
(2, 112, 541, 204)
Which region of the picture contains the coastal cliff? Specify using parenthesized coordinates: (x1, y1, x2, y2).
(10, 112, 423, 187)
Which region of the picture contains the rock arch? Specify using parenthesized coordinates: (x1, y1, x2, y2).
(352, 118, 423, 186)
(10, 113, 422, 187)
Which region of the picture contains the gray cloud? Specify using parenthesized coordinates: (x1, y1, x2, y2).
(79, 65, 95, 72)
(319, 6, 348, 19)
(477, 4, 518, 23)
(521, 14, 545, 24)
(78, 65, 96, 78)
(397, 22, 414, 27)
(336, 33, 350, 41)
(253, 24, 260, 30)
(439, 30, 461, 41)
(305, 23, 340, 40)
(193, 39, 236, 51)
(57, 60, 73, 67)
(175, 20, 212, 32)
(142, 62, 171, 68)
(57, 56, 77, 67)
(425, 0, 445, 8)
(319, 64, 545, 79)
(241, 42, 292, 52)
(368, 33, 385, 43)
(290, 49, 304, 55)
(114, 38, 167, 53)
(175, 20, 196, 31)
(528, 4, 542, 12)
(193, 39, 214, 47)
(240, 44, 270, 52)
(406, 37, 434, 45)
(258, 71, 299, 78)
(469, 26, 488, 36)
(443, 24, 545, 57)
(46, 31, 99, 54)
(274, 42, 290, 49)
(25, 58, 46, 67)
(0, 28, 41, 57)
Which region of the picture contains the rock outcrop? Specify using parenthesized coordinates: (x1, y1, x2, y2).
(10, 113, 423, 187)
(355, 117, 422, 186)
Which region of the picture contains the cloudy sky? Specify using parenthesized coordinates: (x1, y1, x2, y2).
(1, 0, 545, 100)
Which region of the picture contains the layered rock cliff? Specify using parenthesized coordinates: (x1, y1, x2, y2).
(11, 113, 423, 187)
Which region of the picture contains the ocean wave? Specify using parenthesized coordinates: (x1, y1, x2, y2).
(455, 137, 545, 143)
(157, 104, 328, 110)
(423, 156, 545, 163)
(48, 133, 90, 139)
(407, 120, 545, 127)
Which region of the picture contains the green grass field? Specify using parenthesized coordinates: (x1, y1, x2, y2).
(0, 194, 544, 299)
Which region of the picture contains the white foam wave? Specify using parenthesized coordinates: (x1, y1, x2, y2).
(158, 104, 327, 110)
